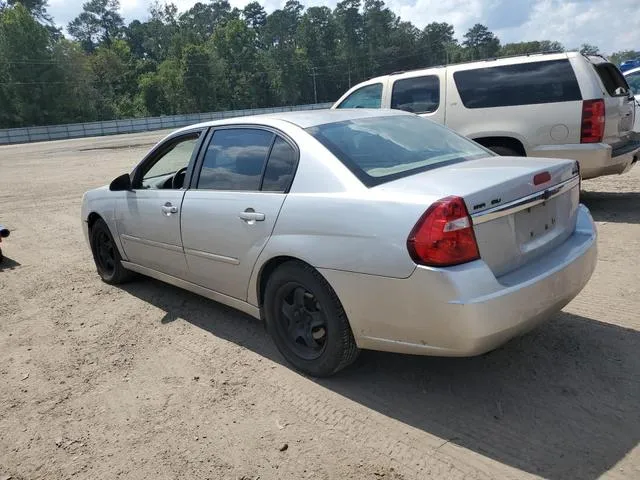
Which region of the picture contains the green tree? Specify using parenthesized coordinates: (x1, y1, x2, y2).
(212, 18, 262, 107)
(334, 0, 363, 87)
(579, 43, 600, 56)
(500, 40, 564, 57)
(419, 22, 456, 66)
(243, 1, 266, 29)
(179, 0, 234, 43)
(297, 6, 339, 102)
(89, 39, 138, 118)
(7, 0, 52, 23)
(0, 3, 57, 126)
(462, 23, 500, 60)
(181, 44, 227, 112)
(68, 0, 124, 52)
(362, 0, 395, 76)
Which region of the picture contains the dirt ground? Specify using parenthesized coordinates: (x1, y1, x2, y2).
(0, 131, 639, 480)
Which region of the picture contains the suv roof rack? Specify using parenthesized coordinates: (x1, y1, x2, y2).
(387, 50, 567, 77)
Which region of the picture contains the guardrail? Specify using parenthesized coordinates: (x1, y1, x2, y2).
(0, 103, 333, 145)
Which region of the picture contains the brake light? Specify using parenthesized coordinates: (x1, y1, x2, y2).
(581, 99, 605, 143)
(407, 196, 480, 267)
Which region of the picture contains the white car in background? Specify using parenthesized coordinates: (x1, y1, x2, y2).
(333, 52, 640, 180)
(623, 66, 640, 132)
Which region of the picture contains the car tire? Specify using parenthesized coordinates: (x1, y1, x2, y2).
(488, 145, 522, 156)
(90, 218, 132, 285)
(263, 261, 360, 377)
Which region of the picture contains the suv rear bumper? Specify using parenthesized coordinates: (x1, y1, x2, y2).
(530, 141, 640, 180)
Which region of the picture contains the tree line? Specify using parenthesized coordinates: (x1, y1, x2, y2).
(0, 0, 636, 128)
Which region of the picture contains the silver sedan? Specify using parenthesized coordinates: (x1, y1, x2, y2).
(81, 109, 598, 377)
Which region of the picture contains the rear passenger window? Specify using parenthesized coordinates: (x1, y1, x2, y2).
(627, 71, 640, 96)
(262, 137, 297, 192)
(453, 59, 582, 109)
(337, 83, 383, 109)
(593, 63, 632, 96)
(391, 76, 440, 113)
(197, 128, 274, 191)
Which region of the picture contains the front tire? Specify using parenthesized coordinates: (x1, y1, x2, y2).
(89, 218, 132, 285)
(263, 261, 360, 377)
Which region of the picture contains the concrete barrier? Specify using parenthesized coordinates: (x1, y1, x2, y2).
(0, 103, 333, 145)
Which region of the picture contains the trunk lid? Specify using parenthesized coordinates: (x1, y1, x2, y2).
(374, 156, 581, 277)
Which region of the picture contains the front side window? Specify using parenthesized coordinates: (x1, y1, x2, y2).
(196, 128, 274, 191)
(391, 75, 440, 114)
(453, 59, 582, 109)
(336, 83, 383, 109)
(138, 133, 200, 189)
(307, 114, 491, 187)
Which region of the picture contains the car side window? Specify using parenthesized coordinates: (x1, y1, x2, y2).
(626, 71, 640, 96)
(138, 133, 200, 189)
(197, 128, 274, 191)
(453, 59, 582, 108)
(262, 137, 297, 192)
(391, 75, 440, 114)
(337, 83, 383, 109)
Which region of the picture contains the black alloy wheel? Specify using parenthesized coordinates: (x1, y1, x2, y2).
(263, 261, 359, 377)
(276, 282, 328, 360)
(90, 218, 132, 285)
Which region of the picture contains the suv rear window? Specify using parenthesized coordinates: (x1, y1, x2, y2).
(593, 62, 631, 96)
(453, 59, 582, 109)
(306, 115, 490, 187)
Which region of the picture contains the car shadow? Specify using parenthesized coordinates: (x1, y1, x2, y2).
(121, 279, 640, 480)
(581, 190, 640, 224)
(0, 256, 21, 271)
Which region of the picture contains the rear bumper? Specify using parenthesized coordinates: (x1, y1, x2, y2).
(321, 205, 597, 356)
(530, 141, 639, 180)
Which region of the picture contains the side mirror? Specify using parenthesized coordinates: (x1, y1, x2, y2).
(109, 173, 132, 191)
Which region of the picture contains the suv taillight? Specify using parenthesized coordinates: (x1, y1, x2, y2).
(407, 196, 480, 267)
(581, 99, 605, 143)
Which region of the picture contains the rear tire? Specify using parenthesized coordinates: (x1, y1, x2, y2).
(488, 145, 522, 156)
(263, 261, 360, 377)
(90, 218, 132, 285)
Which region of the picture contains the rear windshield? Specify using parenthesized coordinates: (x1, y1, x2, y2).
(306, 115, 491, 187)
(453, 59, 582, 109)
(593, 62, 631, 96)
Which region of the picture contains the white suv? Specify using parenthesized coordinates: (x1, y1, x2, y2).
(332, 52, 639, 180)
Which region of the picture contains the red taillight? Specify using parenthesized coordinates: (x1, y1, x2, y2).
(407, 196, 480, 267)
(581, 99, 605, 143)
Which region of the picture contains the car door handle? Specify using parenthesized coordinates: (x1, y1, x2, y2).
(239, 210, 265, 222)
(161, 202, 178, 215)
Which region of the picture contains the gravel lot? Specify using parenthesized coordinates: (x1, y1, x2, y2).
(1, 132, 639, 480)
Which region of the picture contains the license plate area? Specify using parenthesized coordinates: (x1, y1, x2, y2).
(515, 199, 558, 247)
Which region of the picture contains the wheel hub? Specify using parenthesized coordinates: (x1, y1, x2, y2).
(277, 284, 328, 360)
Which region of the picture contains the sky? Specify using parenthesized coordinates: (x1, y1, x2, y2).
(47, 0, 640, 54)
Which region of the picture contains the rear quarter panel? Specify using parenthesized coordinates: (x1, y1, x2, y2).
(244, 127, 436, 306)
(574, 55, 636, 146)
(445, 56, 583, 151)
